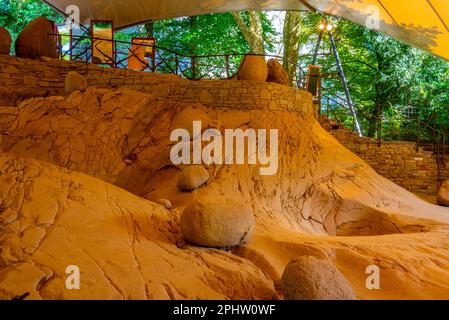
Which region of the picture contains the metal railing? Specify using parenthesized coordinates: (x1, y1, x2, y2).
(321, 97, 449, 164)
(53, 34, 307, 88)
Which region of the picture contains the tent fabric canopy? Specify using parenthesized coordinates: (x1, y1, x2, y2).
(43, 0, 449, 61)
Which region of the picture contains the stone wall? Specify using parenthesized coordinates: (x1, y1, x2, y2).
(327, 126, 446, 195)
(0, 54, 313, 114)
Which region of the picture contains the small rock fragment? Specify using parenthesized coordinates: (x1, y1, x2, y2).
(65, 71, 88, 94)
(155, 198, 172, 209)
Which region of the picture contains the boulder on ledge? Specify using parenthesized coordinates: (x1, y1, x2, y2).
(237, 55, 268, 82)
(15, 16, 59, 60)
(267, 59, 290, 86)
(0, 27, 12, 55)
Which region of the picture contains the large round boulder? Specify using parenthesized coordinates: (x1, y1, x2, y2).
(15, 16, 59, 60)
(267, 59, 290, 86)
(177, 165, 210, 192)
(180, 196, 255, 248)
(281, 256, 356, 300)
(0, 27, 12, 55)
(437, 179, 449, 206)
(237, 55, 268, 81)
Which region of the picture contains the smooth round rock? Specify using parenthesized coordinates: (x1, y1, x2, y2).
(437, 179, 449, 206)
(237, 55, 268, 81)
(0, 27, 12, 55)
(155, 198, 172, 209)
(180, 197, 255, 248)
(267, 58, 290, 86)
(15, 16, 59, 60)
(65, 71, 87, 94)
(177, 165, 209, 192)
(281, 256, 356, 300)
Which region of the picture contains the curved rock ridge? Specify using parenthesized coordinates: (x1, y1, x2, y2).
(1, 87, 449, 299)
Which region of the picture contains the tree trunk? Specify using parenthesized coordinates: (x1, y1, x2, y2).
(367, 114, 377, 138)
(231, 11, 265, 54)
(283, 11, 301, 82)
(144, 21, 154, 38)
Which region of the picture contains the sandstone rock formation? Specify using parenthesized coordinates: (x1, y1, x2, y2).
(0, 153, 275, 300)
(181, 196, 255, 248)
(65, 71, 88, 94)
(1, 86, 449, 299)
(0, 27, 12, 55)
(177, 165, 210, 191)
(281, 256, 356, 300)
(15, 17, 59, 60)
(267, 59, 290, 86)
(437, 179, 449, 206)
(237, 55, 268, 81)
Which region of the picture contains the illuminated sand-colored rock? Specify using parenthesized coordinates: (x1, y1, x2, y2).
(0, 153, 276, 300)
(1, 87, 449, 299)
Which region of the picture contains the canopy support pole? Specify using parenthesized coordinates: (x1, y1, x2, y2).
(328, 30, 362, 136)
(312, 31, 323, 65)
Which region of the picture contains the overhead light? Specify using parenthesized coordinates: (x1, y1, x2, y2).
(318, 23, 326, 30)
(326, 24, 333, 31)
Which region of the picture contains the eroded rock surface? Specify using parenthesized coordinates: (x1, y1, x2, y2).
(1, 87, 449, 299)
(0, 153, 276, 300)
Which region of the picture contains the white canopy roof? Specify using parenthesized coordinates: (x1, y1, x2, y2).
(43, 0, 449, 61)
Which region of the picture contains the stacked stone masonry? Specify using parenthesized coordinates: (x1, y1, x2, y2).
(328, 127, 449, 195)
(0, 54, 313, 114)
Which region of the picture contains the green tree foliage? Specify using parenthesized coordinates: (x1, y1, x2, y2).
(299, 13, 449, 138)
(0, 0, 61, 40)
(153, 12, 275, 55)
